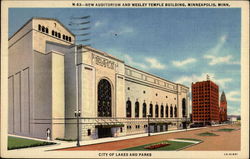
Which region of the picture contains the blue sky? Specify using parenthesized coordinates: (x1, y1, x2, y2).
(9, 8, 241, 115)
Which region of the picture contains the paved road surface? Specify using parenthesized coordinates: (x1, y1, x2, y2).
(58, 124, 240, 151)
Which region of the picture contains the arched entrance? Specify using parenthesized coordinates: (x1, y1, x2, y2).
(97, 79, 112, 138)
(98, 79, 112, 117)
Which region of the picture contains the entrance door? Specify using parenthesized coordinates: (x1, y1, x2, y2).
(182, 122, 187, 129)
(98, 128, 112, 138)
(160, 125, 163, 132)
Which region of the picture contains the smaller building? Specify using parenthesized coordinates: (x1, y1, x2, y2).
(192, 79, 220, 125)
(219, 91, 227, 123)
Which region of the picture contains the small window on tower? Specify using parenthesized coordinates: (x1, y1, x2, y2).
(38, 24, 41, 31)
(42, 26, 45, 32)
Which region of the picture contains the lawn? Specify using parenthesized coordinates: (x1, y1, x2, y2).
(217, 128, 235, 132)
(8, 136, 56, 150)
(175, 138, 202, 141)
(120, 140, 194, 151)
(197, 132, 218, 136)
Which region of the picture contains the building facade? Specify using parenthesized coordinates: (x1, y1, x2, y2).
(219, 91, 227, 122)
(192, 79, 219, 125)
(8, 17, 190, 141)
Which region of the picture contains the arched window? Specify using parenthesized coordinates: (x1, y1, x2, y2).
(170, 105, 173, 117)
(55, 31, 58, 37)
(126, 100, 131, 117)
(38, 24, 41, 31)
(42, 26, 45, 32)
(149, 104, 153, 117)
(174, 105, 177, 117)
(98, 79, 112, 117)
(69, 37, 72, 42)
(166, 105, 168, 117)
(58, 33, 61, 38)
(182, 98, 186, 117)
(52, 30, 54, 36)
(63, 34, 65, 40)
(66, 36, 69, 41)
(143, 103, 147, 117)
(161, 105, 164, 117)
(45, 28, 48, 33)
(135, 101, 139, 118)
(155, 104, 159, 117)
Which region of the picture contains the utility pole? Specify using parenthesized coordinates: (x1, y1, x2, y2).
(69, 15, 91, 147)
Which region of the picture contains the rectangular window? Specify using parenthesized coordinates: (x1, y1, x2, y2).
(87, 129, 91, 136)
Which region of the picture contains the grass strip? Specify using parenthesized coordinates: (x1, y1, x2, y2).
(197, 132, 218, 136)
(120, 140, 194, 151)
(8, 136, 56, 150)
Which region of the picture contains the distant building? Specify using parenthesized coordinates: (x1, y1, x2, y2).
(192, 79, 220, 125)
(219, 91, 227, 122)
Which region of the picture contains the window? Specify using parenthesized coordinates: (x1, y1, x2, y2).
(66, 36, 69, 41)
(127, 87, 130, 90)
(143, 103, 147, 117)
(126, 100, 132, 117)
(166, 105, 169, 117)
(120, 127, 123, 133)
(149, 104, 153, 117)
(38, 24, 41, 31)
(155, 104, 159, 117)
(58, 33, 61, 38)
(135, 101, 139, 118)
(52, 30, 54, 36)
(156, 93, 158, 96)
(45, 27, 48, 33)
(161, 105, 164, 117)
(143, 90, 146, 94)
(42, 26, 45, 32)
(55, 31, 58, 37)
(97, 79, 112, 117)
(63, 34, 65, 40)
(170, 105, 173, 117)
(174, 106, 177, 117)
(182, 98, 186, 117)
(87, 129, 91, 136)
(69, 37, 71, 42)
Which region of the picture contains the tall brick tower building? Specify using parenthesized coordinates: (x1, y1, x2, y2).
(192, 78, 220, 125)
(219, 91, 227, 122)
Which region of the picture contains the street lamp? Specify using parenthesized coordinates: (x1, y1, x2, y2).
(74, 110, 81, 147)
(147, 114, 151, 136)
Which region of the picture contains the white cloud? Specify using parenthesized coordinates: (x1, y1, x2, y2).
(124, 54, 148, 69)
(94, 21, 104, 28)
(123, 55, 166, 70)
(176, 72, 232, 89)
(206, 34, 228, 55)
(204, 55, 240, 65)
(172, 58, 197, 67)
(145, 57, 166, 69)
(227, 105, 241, 115)
(226, 90, 241, 102)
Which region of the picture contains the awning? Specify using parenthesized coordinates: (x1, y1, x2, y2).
(95, 123, 124, 128)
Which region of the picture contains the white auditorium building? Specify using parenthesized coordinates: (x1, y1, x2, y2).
(8, 17, 190, 141)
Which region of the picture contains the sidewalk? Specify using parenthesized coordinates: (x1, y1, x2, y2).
(8, 126, 207, 152)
